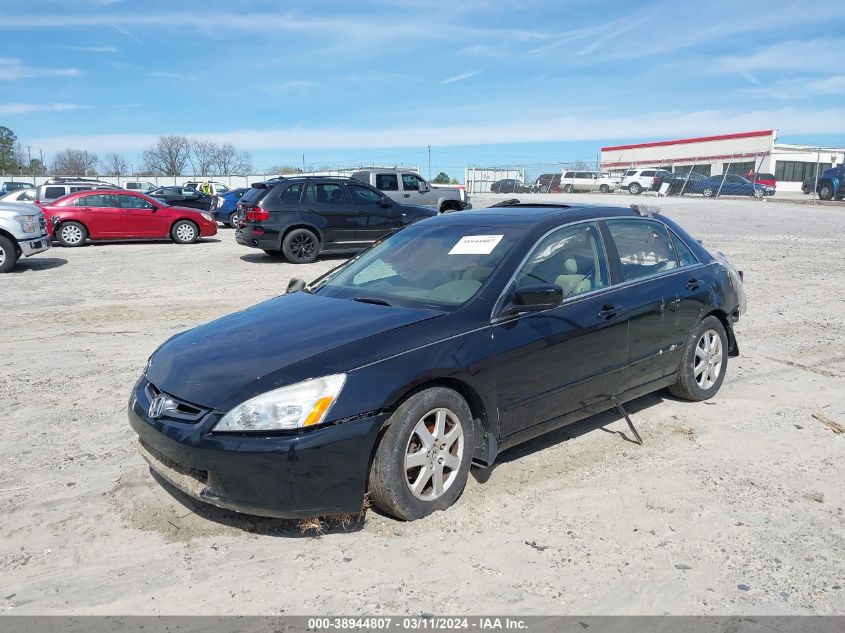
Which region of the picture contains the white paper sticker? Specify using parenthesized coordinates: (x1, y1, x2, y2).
(448, 235, 504, 255)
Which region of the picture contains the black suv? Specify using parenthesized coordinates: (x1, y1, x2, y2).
(235, 176, 437, 263)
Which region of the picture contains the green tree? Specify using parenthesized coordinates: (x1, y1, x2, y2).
(0, 126, 19, 174)
(432, 171, 450, 184)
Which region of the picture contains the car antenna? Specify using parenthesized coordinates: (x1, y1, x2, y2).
(609, 396, 643, 445)
(630, 203, 658, 217)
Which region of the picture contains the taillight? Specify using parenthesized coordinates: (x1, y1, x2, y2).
(244, 205, 270, 222)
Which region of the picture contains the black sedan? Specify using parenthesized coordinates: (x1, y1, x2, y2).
(147, 186, 217, 211)
(490, 178, 527, 194)
(129, 202, 746, 521)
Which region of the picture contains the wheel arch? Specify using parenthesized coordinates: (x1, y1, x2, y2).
(0, 229, 22, 258)
(55, 217, 90, 239)
(703, 308, 739, 357)
(376, 375, 494, 466)
(280, 222, 323, 247)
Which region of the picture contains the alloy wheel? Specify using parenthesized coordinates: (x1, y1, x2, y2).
(176, 223, 196, 242)
(0, 244, 6, 266)
(693, 329, 723, 390)
(61, 224, 83, 245)
(404, 408, 464, 501)
(291, 233, 316, 260)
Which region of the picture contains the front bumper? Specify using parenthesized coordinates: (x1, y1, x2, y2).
(20, 234, 51, 256)
(128, 377, 385, 518)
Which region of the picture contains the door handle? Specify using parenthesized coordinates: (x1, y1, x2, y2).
(685, 278, 701, 291)
(403, 194, 410, 198)
(597, 304, 624, 320)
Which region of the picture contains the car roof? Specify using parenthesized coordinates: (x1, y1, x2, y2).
(429, 203, 644, 230)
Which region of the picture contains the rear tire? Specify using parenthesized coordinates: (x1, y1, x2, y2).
(818, 182, 834, 201)
(702, 187, 715, 198)
(669, 316, 728, 401)
(171, 220, 199, 244)
(0, 235, 18, 273)
(599, 184, 610, 193)
(58, 221, 88, 247)
(563, 184, 574, 193)
(628, 182, 642, 195)
(228, 211, 240, 228)
(282, 228, 320, 264)
(369, 387, 474, 521)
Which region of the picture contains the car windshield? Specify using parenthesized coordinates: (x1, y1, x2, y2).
(313, 224, 519, 310)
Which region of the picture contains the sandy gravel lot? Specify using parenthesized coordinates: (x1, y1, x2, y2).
(1, 192, 843, 615)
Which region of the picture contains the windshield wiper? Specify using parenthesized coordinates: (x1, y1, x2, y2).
(353, 296, 392, 307)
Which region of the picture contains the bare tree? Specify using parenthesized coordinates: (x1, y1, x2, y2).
(188, 139, 218, 176)
(102, 153, 129, 177)
(142, 135, 191, 176)
(269, 165, 303, 175)
(51, 149, 99, 176)
(213, 143, 252, 175)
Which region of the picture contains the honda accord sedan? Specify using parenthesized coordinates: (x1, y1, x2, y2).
(128, 202, 745, 521)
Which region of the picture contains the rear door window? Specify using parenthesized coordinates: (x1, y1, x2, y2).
(76, 193, 115, 207)
(44, 186, 65, 199)
(279, 183, 303, 204)
(376, 174, 398, 191)
(641, 170, 655, 177)
(605, 219, 679, 281)
(303, 182, 346, 204)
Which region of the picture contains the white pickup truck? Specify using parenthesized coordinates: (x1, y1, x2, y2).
(349, 169, 471, 213)
(0, 202, 51, 272)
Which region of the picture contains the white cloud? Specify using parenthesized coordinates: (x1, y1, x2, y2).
(26, 106, 845, 154)
(440, 71, 480, 85)
(147, 71, 196, 80)
(743, 75, 845, 100)
(0, 57, 79, 80)
(0, 102, 89, 115)
(57, 45, 119, 53)
(716, 37, 845, 74)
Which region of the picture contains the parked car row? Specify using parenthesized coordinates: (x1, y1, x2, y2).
(490, 170, 620, 195)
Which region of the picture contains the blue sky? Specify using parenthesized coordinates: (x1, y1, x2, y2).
(2, 0, 845, 180)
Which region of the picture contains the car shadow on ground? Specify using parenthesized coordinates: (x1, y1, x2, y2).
(239, 253, 349, 264)
(50, 238, 222, 248)
(9, 257, 68, 272)
(149, 469, 367, 538)
(471, 392, 666, 484)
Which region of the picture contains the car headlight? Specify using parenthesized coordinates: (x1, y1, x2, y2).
(14, 215, 37, 233)
(200, 211, 214, 222)
(213, 374, 347, 432)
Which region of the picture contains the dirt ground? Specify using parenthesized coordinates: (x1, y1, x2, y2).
(1, 192, 843, 615)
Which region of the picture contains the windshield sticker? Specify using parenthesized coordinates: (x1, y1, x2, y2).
(449, 235, 504, 255)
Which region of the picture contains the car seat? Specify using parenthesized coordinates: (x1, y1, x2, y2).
(555, 258, 592, 297)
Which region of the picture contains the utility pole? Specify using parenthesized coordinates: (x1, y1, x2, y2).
(302, 154, 305, 173)
(26, 146, 32, 175)
(428, 145, 431, 180)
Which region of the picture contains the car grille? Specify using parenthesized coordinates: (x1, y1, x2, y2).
(144, 380, 209, 423)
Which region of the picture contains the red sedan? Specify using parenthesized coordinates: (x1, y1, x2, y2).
(39, 189, 217, 247)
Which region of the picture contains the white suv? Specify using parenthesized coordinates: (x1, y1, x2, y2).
(559, 170, 618, 193)
(620, 168, 668, 195)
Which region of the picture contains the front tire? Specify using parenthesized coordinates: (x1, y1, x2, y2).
(282, 228, 320, 264)
(753, 188, 764, 199)
(171, 220, 199, 244)
(628, 182, 642, 195)
(669, 316, 728, 401)
(369, 387, 474, 521)
(58, 221, 88, 247)
(563, 184, 574, 193)
(599, 184, 610, 193)
(0, 235, 18, 273)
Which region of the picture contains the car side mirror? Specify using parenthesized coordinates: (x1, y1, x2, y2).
(286, 277, 307, 294)
(418, 181, 430, 192)
(512, 284, 563, 312)
(379, 196, 393, 208)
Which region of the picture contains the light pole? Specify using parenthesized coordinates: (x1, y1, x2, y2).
(428, 145, 431, 180)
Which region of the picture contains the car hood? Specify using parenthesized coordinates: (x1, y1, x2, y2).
(145, 292, 442, 408)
